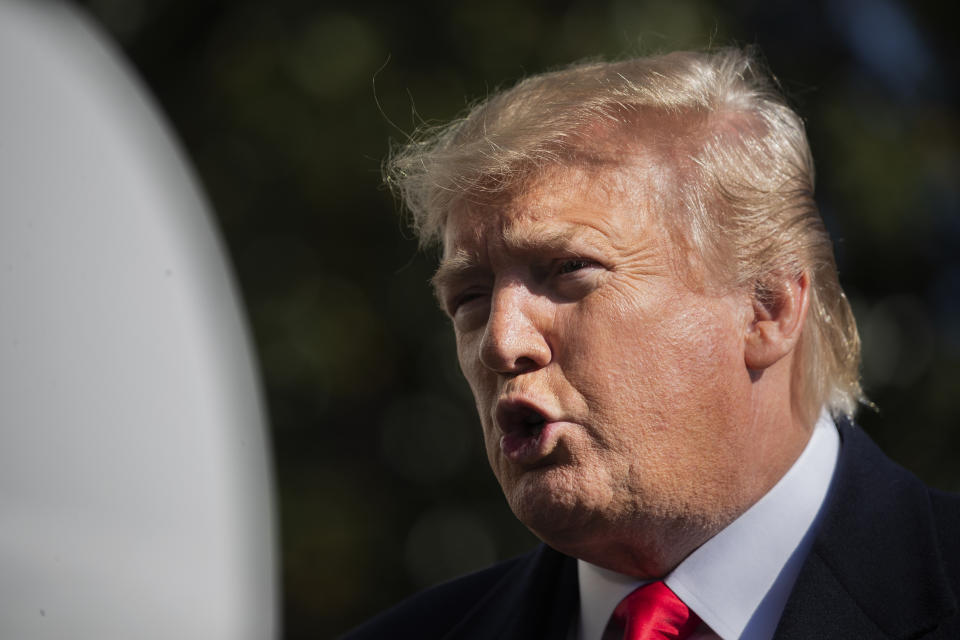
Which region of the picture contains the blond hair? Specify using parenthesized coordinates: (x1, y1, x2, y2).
(385, 47, 863, 420)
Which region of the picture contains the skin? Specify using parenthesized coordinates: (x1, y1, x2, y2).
(434, 162, 813, 579)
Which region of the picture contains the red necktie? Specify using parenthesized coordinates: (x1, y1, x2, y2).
(610, 581, 701, 640)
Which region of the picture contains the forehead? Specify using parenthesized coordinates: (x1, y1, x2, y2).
(441, 164, 662, 258)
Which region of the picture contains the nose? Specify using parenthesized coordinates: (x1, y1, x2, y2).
(478, 282, 552, 374)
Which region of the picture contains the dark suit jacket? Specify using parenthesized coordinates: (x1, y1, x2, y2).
(342, 422, 960, 639)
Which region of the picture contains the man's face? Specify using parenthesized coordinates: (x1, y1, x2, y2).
(435, 165, 763, 571)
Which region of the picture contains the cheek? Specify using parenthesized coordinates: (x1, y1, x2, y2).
(455, 332, 482, 386)
(555, 294, 670, 393)
(558, 293, 744, 425)
(669, 302, 747, 379)
(456, 332, 497, 423)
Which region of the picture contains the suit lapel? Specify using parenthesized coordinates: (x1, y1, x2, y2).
(442, 544, 578, 640)
(774, 421, 956, 639)
(774, 551, 886, 638)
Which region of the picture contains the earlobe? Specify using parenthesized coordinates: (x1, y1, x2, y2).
(744, 271, 810, 371)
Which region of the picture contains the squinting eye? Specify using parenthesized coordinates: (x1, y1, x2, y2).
(449, 291, 487, 314)
(557, 259, 592, 274)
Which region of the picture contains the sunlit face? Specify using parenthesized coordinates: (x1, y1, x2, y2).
(434, 165, 769, 573)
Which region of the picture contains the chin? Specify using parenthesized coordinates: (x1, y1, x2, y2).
(501, 463, 615, 547)
(501, 464, 723, 576)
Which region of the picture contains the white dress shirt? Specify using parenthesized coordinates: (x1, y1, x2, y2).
(576, 411, 840, 640)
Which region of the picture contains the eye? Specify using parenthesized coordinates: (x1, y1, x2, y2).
(448, 289, 488, 315)
(557, 258, 593, 275)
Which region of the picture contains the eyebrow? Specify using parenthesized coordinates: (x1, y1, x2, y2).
(431, 250, 482, 301)
(431, 225, 589, 300)
(500, 224, 581, 253)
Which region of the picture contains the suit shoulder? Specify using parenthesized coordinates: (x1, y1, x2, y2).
(929, 486, 960, 514)
(338, 551, 535, 640)
(929, 488, 960, 566)
(928, 486, 960, 561)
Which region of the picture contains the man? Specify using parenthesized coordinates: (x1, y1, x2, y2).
(345, 48, 960, 639)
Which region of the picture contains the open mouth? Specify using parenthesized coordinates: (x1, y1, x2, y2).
(494, 398, 564, 464)
(519, 407, 546, 438)
(497, 402, 547, 438)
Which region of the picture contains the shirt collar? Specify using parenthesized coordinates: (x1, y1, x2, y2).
(577, 410, 840, 640)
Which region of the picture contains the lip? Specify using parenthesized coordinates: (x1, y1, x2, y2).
(494, 397, 566, 466)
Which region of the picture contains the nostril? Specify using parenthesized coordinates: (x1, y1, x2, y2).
(510, 356, 541, 375)
(479, 323, 551, 374)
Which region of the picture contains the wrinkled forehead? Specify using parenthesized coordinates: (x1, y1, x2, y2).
(440, 160, 671, 258)
(435, 104, 700, 251)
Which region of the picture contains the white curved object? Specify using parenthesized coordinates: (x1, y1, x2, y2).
(0, 1, 277, 637)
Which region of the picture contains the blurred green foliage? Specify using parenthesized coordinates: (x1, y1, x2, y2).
(76, 0, 959, 636)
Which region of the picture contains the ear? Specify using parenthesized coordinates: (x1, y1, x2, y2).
(744, 271, 810, 371)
